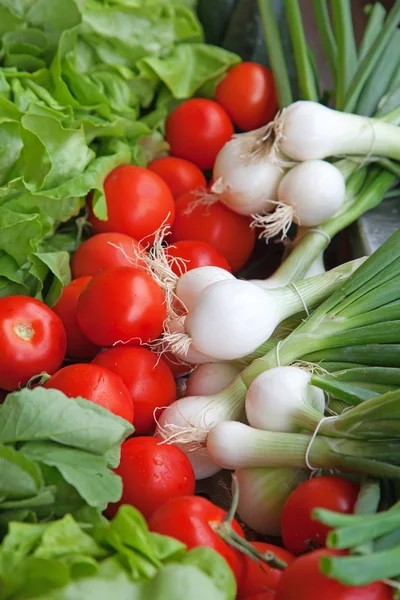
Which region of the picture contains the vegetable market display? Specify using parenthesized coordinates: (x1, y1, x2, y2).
(1, 0, 400, 599)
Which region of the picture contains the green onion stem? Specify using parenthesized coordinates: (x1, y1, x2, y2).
(331, 0, 358, 110)
(312, 0, 337, 81)
(358, 2, 387, 61)
(257, 0, 293, 108)
(284, 0, 319, 101)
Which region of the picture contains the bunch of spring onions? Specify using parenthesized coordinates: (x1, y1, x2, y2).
(157, 229, 400, 535)
(207, 0, 400, 287)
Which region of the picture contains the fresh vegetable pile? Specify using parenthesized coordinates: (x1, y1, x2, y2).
(1, 0, 400, 599)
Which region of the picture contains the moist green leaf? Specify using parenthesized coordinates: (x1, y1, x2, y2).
(20, 441, 123, 509)
(0, 387, 133, 455)
(0, 445, 43, 501)
(148, 532, 186, 562)
(0, 556, 70, 600)
(140, 43, 240, 98)
(29, 250, 71, 306)
(108, 505, 159, 565)
(0, 487, 55, 511)
(177, 548, 236, 600)
(32, 514, 106, 560)
(0, 206, 44, 265)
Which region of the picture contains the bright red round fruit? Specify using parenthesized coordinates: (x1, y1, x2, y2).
(76, 267, 166, 348)
(147, 157, 206, 199)
(171, 191, 256, 272)
(52, 277, 100, 360)
(71, 232, 145, 279)
(92, 346, 176, 434)
(238, 542, 295, 599)
(44, 363, 134, 423)
(88, 165, 175, 245)
(275, 549, 393, 600)
(165, 99, 234, 170)
(165, 240, 231, 276)
(281, 476, 360, 555)
(149, 495, 246, 586)
(215, 62, 278, 131)
(0, 296, 67, 391)
(107, 437, 195, 520)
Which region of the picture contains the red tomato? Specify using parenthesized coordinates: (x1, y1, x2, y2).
(281, 476, 360, 555)
(165, 99, 234, 170)
(92, 346, 176, 434)
(0, 296, 66, 392)
(76, 267, 166, 348)
(44, 363, 134, 423)
(170, 191, 256, 272)
(107, 437, 195, 520)
(242, 593, 274, 600)
(238, 542, 295, 600)
(71, 232, 145, 279)
(165, 240, 231, 276)
(147, 157, 206, 199)
(88, 165, 175, 246)
(275, 549, 393, 600)
(215, 63, 278, 131)
(52, 277, 100, 360)
(149, 496, 246, 585)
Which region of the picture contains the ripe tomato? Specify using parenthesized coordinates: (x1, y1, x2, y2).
(281, 476, 360, 555)
(88, 165, 175, 246)
(71, 232, 145, 279)
(147, 157, 206, 199)
(0, 296, 66, 391)
(161, 351, 194, 379)
(165, 240, 231, 276)
(76, 267, 166, 348)
(215, 63, 278, 131)
(149, 495, 246, 585)
(52, 277, 100, 360)
(92, 346, 176, 434)
(44, 363, 134, 423)
(165, 99, 234, 170)
(275, 549, 393, 600)
(238, 542, 295, 599)
(170, 191, 256, 272)
(107, 437, 195, 520)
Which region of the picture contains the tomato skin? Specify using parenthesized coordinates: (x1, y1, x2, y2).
(149, 495, 246, 585)
(215, 63, 278, 131)
(161, 351, 194, 379)
(52, 277, 100, 360)
(238, 542, 295, 600)
(71, 232, 145, 279)
(92, 346, 176, 434)
(0, 296, 67, 392)
(44, 363, 134, 423)
(147, 157, 206, 199)
(166, 240, 231, 276)
(171, 192, 256, 272)
(76, 267, 166, 348)
(165, 99, 234, 170)
(88, 166, 175, 246)
(281, 476, 360, 555)
(275, 549, 393, 600)
(107, 437, 195, 520)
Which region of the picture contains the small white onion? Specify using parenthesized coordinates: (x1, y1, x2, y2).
(185, 279, 280, 360)
(277, 160, 346, 227)
(212, 133, 283, 215)
(186, 363, 242, 397)
(176, 266, 235, 313)
(245, 366, 325, 432)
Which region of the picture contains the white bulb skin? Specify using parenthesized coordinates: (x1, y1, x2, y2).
(245, 366, 325, 432)
(186, 363, 242, 397)
(168, 316, 219, 365)
(279, 101, 398, 161)
(235, 467, 308, 535)
(212, 134, 283, 215)
(207, 421, 259, 469)
(176, 266, 235, 313)
(186, 279, 280, 360)
(278, 160, 346, 227)
(155, 395, 233, 479)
